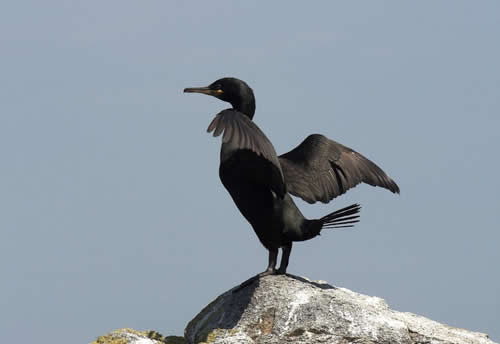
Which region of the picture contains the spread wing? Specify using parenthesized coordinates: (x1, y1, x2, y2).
(207, 109, 285, 197)
(279, 134, 399, 204)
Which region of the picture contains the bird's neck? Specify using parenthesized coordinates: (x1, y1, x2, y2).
(232, 98, 255, 120)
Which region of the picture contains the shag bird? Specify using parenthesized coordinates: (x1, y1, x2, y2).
(184, 77, 399, 276)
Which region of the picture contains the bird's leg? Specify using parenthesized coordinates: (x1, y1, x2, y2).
(232, 248, 278, 293)
(258, 248, 278, 277)
(232, 249, 278, 293)
(277, 243, 292, 275)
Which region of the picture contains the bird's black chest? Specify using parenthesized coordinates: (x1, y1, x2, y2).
(219, 150, 284, 249)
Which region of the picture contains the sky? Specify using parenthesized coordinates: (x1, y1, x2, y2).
(1, 1, 499, 343)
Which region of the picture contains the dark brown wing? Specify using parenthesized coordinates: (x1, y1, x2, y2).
(279, 134, 399, 204)
(207, 109, 285, 197)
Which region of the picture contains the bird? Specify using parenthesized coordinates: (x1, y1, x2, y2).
(184, 77, 399, 276)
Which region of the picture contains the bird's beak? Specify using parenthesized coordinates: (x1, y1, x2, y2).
(183, 86, 223, 97)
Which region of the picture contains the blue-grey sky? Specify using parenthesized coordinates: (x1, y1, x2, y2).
(1, 1, 499, 343)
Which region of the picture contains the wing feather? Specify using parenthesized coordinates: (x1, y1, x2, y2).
(279, 134, 399, 204)
(207, 109, 285, 197)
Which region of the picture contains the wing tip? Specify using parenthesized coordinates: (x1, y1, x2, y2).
(388, 179, 400, 194)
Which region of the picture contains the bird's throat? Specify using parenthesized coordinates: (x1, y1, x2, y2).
(232, 98, 256, 119)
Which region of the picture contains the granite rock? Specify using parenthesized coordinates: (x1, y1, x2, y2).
(184, 274, 495, 344)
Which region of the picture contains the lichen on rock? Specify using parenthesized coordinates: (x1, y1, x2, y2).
(92, 275, 496, 344)
(184, 274, 496, 344)
(92, 328, 185, 344)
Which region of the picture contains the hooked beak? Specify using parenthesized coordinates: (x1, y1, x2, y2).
(183, 86, 223, 97)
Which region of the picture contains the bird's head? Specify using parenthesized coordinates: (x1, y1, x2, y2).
(184, 77, 256, 119)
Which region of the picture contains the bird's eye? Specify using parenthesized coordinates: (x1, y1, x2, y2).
(213, 84, 222, 90)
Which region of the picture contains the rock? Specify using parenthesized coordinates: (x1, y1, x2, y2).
(184, 274, 495, 344)
(92, 328, 185, 344)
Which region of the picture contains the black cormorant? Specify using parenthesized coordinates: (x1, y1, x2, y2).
(184, 77, 399, 276)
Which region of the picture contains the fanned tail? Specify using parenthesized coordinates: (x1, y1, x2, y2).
(295, 203, 361, 241)
(320, 203, 361, 229)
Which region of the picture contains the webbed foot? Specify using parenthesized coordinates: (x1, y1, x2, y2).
(232, 268, 277, 294)
(276, 266, 287, 275)
(258, 267, 276, 277)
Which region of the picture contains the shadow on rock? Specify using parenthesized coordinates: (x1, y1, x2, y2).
(284, 273, 336, 290)
(184, 274, 495, 344)
(184, 275, 260, 343)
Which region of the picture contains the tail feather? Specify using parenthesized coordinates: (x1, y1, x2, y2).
(322, 214, 360, 224)
(296, 203, 361, 242)
(321, 203, 361, 229)
(323, 221, 359, 228)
